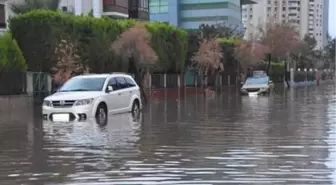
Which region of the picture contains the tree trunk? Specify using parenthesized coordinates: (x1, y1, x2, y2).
(284, 61, 290, 88)
(267, 60, 271, 75)
(128, 57, 148, 104)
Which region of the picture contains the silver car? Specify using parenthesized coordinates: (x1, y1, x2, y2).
(240, 76, 273, 96)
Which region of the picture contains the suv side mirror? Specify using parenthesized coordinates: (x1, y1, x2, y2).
(106, 85, 113, 93)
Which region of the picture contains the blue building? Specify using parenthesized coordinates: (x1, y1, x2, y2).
(149, 0, 255, 30)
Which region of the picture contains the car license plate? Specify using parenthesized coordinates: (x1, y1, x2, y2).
(248, 92, 258, 97)
(52, 114, 70, 122)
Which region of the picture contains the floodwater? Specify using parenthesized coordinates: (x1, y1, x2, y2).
(0, 85, 335, 185)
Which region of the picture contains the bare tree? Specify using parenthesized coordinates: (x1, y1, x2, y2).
(191, 38, 223, 88)
(234, 41, 269, 70)
(258, 22, 300, 60)
(111, 23, 157, 67)
(111, 23, 158, 103)
(51, 38, 85, 85)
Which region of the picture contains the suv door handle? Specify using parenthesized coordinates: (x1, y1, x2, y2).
(117, 93, 122, 95)
(129, 91, 132, 94)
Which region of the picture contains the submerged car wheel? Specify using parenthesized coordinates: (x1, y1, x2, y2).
(131, 100, 140, 116)
(95, 103, 108, 126)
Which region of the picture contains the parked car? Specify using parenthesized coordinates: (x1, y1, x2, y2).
(240, 76, 274, 96)
(42, 73, 142, 125)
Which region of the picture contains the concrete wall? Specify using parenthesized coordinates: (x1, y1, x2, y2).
(0, 95, 34, 122)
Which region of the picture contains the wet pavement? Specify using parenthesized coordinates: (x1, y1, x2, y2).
(0, 85, 335, 185)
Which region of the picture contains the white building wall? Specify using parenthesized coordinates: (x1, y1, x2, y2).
(242, 0, 329, 50)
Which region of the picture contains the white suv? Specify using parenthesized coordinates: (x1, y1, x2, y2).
(42, 73, 142, 125)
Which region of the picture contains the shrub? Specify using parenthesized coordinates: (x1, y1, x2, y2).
(9, 10, 188, 73)
(255, 61, 285, 75)
(0, 32, 26, 71)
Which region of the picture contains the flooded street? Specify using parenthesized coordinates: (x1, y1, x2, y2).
(0, 85, 335, 185)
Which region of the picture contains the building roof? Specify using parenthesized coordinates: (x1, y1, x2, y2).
(241, 0, 257, 5)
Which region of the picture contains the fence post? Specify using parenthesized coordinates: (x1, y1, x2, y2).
(47, 74, 52, 93)
(164, 73, 167, 88)
(26, 72, 33, 95)
(177, 74, 180, 87)
(148, 73, 152, 89)
(228, 75, 231, 85)
(194, 75, 197, 87)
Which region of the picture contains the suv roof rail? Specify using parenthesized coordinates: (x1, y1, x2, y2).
(110, 72, 130, 75)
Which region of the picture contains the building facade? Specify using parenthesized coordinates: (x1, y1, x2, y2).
(149, 0, 255, 31)
(60, 0, 149, 19)
(242, 0, 329, 50)
(0, 0, 149, 33)
(0, 0, 7, 32)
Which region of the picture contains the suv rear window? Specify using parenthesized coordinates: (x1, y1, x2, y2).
(125, 77, 137, 87)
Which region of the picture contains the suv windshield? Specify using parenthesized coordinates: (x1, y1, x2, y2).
(245, 77, 269, 85)
(59, 77, 106, 92)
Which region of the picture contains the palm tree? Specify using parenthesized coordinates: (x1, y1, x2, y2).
(11, 0, 60, 14)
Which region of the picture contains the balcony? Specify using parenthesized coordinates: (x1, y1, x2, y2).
(103, 0, 129, 18)
(102, 0, 149, 20)
(241, 0, 256, 5)
(128, 0, 149, 20)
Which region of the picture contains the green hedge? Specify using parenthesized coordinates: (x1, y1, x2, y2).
(255, 62, 285, 75)
(9, 10, 188, 73)
(0, 32, 26, 71)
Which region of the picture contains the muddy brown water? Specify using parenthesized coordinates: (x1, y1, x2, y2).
(0, 85, 335, 185)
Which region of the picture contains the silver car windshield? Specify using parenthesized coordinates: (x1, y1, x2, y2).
(59, 77, 106, 92)
(245, 77, 269, 85)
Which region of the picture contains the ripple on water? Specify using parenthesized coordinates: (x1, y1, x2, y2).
(0, 85, 335, 185)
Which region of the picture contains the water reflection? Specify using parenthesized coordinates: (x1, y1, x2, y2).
(0, 85, 335, 185)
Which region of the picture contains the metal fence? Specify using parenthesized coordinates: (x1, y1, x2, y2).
(294, 71, 315, 82)
(3, 70, 332, 97)
(31, 72, 50, 104)
(0, 71, 50, 103)
(293, 71, 334, 82)
(150, 72, 237, 89)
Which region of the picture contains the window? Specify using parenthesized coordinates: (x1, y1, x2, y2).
(149, 0, 168, 13)
(125, 77, 137, 87)
(108, 78, 118, 90)
(103, 0, 116, 6)
(59, 77, 106, 92)
(116, 77, 128, 89)
(129, 0, 149, 12)
(0, 4, 5, 28)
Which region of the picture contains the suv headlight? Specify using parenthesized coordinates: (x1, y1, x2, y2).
(43, 100, 52, 107)
(74, 98, 94, 106)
